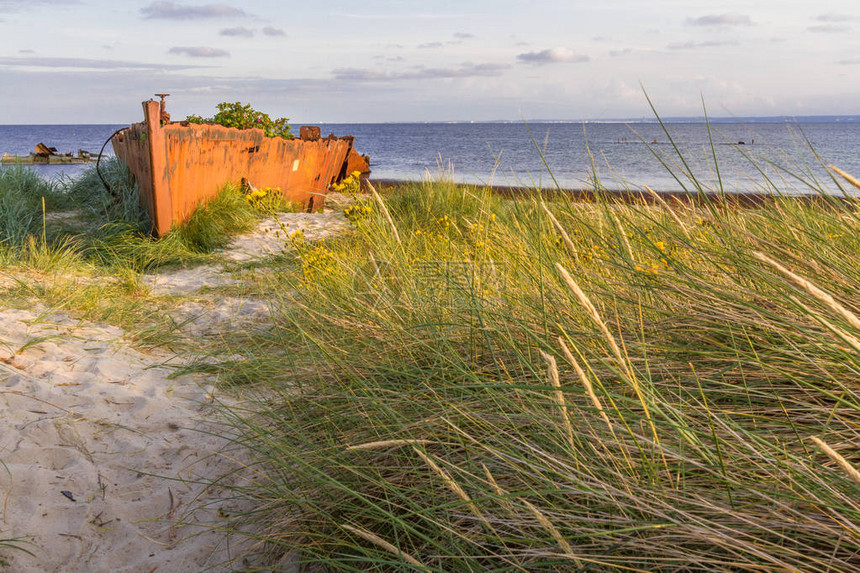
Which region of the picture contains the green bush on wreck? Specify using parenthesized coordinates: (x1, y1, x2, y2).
(185, 102, 294, 140)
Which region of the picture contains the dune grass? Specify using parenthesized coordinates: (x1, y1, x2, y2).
(0, 165, 68, 250)
(198, 169, 860, 571)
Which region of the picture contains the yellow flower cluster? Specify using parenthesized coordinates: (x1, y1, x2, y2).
(408, 212, 499, 262)
(245, 187, 266, 202)
(245, 186, 281, 211)
(414, 228, 449, 243)
(343, 202, 373, 222)
(288, 229, 305, 247)
(300, 244, 343, 285)
(331, 171, 363, 195)
(635, 262, 661, 275)
(584, 245, 606, 261)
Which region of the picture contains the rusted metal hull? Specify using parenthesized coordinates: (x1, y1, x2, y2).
(112, 100, 360, 236)
(345, 147, 371, 178)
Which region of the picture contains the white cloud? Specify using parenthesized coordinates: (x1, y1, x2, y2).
(667, 40, 739, 50)
(517, 48, 589, 65)
(332, 63, 510, 81)
(0, 0, 78, 11)
(0, 55, 207, 70)
(262, 26, 285, 37)
(609, 48, 633, 57)
(220, 26, 254, 37)
(332, 11, 460, 21)
(418, 42, 443, 49)
(815, 13, 857, 22)
(686, 13, 753, 27)
(141, 2, 246, 20)
(807, 24, 851, 33)
(168, 46, 230, 58)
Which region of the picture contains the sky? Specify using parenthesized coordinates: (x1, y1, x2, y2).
(0, 0, 858, 124)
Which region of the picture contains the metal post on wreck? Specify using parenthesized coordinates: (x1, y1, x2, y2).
(154, 94, 171, 125)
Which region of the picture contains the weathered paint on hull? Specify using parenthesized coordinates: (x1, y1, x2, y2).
(112, 100, 354, 236)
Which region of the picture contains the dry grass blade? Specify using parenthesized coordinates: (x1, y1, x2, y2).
(809, 436, 860, 487)
(347, 439, 435, 451)
(557, 337, 639, 481)
(554, 263, 660, 429)
(792, 298, 860, 354)
(753, 252, 860, 331)
(341, 524, 428, 569)
(557, 338, 616, 439)
(612, 213, 635, 261)
(367, 181, 402, 246)
(413, 447, 492, 529)
(555, 263, 666, 471)
(539, 350, 576, 451)
(644, 185, 689, 236)
(540, 201, 578, 256)
(554, 263, 630, 377)
(519, 498, 583, 569)
(828, 164, 860, 190)
(481, 463, 507, 499)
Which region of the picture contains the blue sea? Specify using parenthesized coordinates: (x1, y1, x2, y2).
(1, 120, 858, 195)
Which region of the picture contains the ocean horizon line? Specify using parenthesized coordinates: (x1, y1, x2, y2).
(2, 114, 859, 128)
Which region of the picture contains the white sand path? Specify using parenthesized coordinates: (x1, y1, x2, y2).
(0, 308, 250, 572)
(0, 206, 353, 571)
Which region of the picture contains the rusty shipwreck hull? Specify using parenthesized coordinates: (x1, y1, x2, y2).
(112, 99, 368, 236)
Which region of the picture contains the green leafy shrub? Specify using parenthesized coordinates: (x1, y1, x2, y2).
(186, 102, 294, 139)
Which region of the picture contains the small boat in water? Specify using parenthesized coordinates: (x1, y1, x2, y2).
(111, 96, 369, 236)
(1, 143, 100, 165)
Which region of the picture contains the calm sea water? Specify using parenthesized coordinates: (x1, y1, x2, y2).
(1, 121, 858, 194)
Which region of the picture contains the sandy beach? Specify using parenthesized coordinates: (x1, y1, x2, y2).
(0, 205, 351, 572)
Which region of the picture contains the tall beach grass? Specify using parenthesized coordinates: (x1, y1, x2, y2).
(204, 165, 860, 570)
